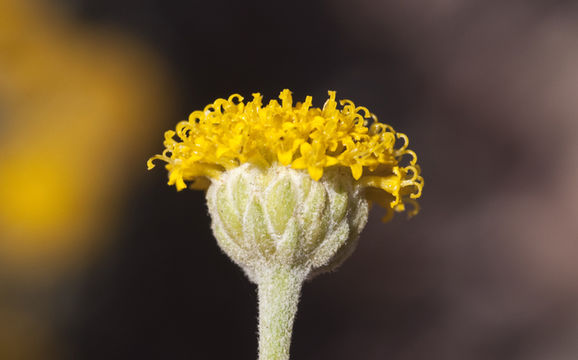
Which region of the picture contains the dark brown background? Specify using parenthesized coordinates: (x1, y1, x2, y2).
(54, 0, 578, 358)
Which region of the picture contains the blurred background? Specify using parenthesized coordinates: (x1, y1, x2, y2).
(1, 0, 577, 359)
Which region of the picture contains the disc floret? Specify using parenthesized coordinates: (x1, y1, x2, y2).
(148, 89, 423, 220)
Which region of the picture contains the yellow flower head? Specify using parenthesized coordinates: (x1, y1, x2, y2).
(148, 89, 423, 219)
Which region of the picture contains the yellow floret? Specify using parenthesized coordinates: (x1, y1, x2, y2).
(148, 89, 424, 218)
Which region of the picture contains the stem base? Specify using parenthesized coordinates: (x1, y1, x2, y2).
(257, 266, 306, 360)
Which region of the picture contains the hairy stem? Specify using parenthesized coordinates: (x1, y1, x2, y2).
(257, 266, 306, 360)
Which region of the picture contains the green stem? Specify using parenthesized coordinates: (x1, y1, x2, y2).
(257, 266, 306, 360)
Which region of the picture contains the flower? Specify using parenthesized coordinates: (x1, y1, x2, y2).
(148, 89, 425, 360)
(148, 89, 423, 220)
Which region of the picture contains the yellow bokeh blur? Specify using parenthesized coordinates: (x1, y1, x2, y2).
(0, 0, 170, 274)
(0, 0, 172, 358)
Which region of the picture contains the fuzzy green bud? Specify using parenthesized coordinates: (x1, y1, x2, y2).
(206, 163, 369, 283)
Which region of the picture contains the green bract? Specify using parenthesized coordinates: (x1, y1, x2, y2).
(206, 163, 369, 282)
